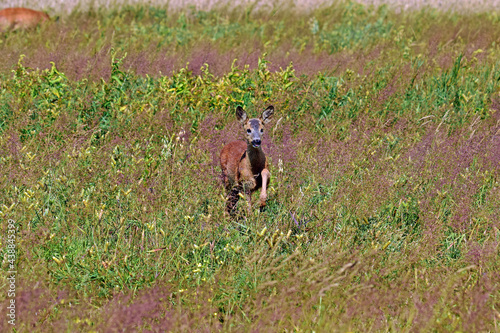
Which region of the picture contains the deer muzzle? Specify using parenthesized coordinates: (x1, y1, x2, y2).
(251, 139, 261, 148)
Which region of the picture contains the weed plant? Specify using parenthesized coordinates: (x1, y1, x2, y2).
(0, 1, 499, 331)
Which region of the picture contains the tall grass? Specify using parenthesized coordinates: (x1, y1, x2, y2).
(4, 0, 500, 14)
(0, 1, 499, 331)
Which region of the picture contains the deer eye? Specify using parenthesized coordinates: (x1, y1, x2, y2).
(260, 129, 264, 133)
(246, 129, 251, 133)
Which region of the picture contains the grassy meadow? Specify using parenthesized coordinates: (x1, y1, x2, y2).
(1, 1, 500, 331)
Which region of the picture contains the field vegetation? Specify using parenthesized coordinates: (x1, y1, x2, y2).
(1, 1, 500, 331)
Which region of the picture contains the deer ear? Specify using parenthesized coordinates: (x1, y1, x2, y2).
(236, 106, 247, 124)
(261, 105, 274, 124)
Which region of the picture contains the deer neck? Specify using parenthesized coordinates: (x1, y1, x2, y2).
(245, 143, 266, 173)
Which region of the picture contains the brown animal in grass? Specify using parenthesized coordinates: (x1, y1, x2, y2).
(0, 8, 50, 31)
(220, 105, 274, 215)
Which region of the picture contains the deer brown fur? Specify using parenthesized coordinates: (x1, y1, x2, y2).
(220, 105, 274, 215)
(0, 8, 50, 31)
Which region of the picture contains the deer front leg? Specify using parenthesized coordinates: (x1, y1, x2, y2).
(259, 168, 270, 211)
(240, 181, 254, 216)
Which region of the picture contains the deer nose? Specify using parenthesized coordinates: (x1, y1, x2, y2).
(252, 139, 261, 148)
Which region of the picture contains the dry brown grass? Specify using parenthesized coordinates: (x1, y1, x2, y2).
(2, 0, 500, 15)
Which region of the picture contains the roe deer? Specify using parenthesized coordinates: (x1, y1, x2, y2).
(0, 8, 50, 31)
(220, 105, 274, 215)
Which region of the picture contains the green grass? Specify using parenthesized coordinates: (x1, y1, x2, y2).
(0, 1, 499, 331)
